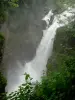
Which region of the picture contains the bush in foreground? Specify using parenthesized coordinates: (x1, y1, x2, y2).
(6, 57, 75, 100)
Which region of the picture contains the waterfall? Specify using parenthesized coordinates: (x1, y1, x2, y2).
(24, 17, 59, 81)
(23, 8, 75, 81)
(6, 8, 75, 93)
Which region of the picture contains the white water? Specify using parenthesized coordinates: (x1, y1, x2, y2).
(6, 8, 75, 93)
(24, 18, 59, 81)
(24, 8, 75, 81)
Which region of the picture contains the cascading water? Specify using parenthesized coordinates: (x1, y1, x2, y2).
(6, 8, 75, 93)
(23, 8, 75, 82)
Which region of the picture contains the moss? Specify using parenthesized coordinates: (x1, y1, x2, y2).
(46, 21, 75, 100)
(47, 21, 75, 73)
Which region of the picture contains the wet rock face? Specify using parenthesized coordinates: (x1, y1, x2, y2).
(1, 6, 44, 76)
(42, 20, 47, 30)
(41, 12, 54, 30)
(1, 0, 57, 66)
(0, 0, 58, 93)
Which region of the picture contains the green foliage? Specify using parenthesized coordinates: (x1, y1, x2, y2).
(54, 0, 75, 14)
(7, 73, 33, 100)
(30, 57, 75, 100)
(57, 0, 75, 9)
(53, 21, 75, 56)
(47, 21, 75, 73)
(6, 20, 75, 100)
(47, 20, 75, 100)
(0, 1, 74, 99)
(6, 57, 75, 100)
(0, 0, 19, 10)
(0, 0, 19, 24)
(0, 72, 7, 100)
(8, 0, 19, 8)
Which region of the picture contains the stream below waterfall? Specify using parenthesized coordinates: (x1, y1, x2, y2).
(4, 7, 75, 93)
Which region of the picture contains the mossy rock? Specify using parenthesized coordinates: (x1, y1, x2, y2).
(53, 26, 75, 55)
(47, 21, 75, 72)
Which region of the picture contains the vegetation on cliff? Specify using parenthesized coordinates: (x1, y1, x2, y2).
(0, 0, 75, 100)
(6, 20, 75, 100)
(0, 1, 19, 99)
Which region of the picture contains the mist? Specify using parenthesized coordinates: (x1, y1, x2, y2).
(1, 0, 57, 92)
(1, 0, 56, 68)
